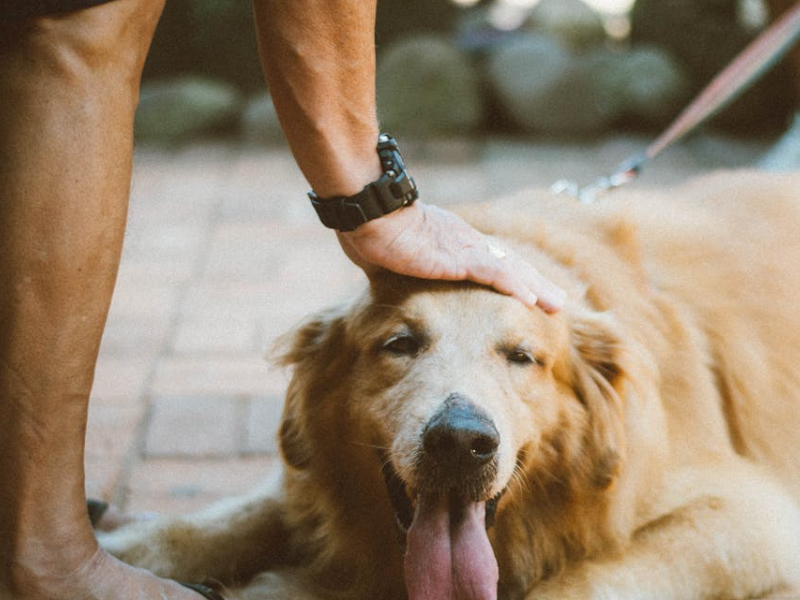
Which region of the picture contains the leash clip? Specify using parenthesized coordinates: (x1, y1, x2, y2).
(551, 0, 800, 204)
(551, 153, 645, 204)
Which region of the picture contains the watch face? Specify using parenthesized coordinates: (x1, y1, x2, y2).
(379, 144, 406, 174)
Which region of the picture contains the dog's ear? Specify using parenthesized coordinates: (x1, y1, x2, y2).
(569, 309, 627, 489)
(274, 307, 349, 470)
(276, 306, 349, 368)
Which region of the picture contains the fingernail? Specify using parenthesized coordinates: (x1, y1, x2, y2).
(522, 291, 539, 309)
(539, 286, 566, 313)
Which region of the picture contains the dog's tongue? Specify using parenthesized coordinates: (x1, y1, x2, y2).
(404, 495, 498, 600)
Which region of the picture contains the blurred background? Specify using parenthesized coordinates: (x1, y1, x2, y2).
(135, 0, 799, 146)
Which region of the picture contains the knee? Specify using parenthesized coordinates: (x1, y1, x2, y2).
(2, 0, 166, 97)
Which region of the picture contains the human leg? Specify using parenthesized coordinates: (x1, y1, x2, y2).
(0, 2, 216, 598)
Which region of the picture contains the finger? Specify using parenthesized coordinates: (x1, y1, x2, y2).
(499, 259, 563, 312)
(466, 243, 565, 312)
(521, 262, 566, 313)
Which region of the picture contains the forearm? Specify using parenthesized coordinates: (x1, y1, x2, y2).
(252, 0, 565, 313)
(253, 0, 382, 197)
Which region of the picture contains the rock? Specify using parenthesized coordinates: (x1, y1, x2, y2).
(485, 34, 620, 136)
(631, 0, 796, 134)
(527, 0, 607, 50)
(240, 93, 287, 146)
(135, 77, 244, 145)
(376, 35, 483, 136)
(614, 46, 691, 127)
(455, 6, 521, 53)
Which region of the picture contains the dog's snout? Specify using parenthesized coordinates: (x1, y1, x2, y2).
(423, 397, 499, 469)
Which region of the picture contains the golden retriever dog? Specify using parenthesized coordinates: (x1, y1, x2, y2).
(99, 170, 800, 600)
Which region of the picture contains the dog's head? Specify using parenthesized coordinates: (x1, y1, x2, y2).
(278, 272, 628, 599)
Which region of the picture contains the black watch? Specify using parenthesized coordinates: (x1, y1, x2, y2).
(308, 134, 419, 232)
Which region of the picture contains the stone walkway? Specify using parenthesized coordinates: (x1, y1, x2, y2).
(84, 134, 769, 515)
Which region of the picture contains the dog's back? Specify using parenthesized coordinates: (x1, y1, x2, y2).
(632, 171, 800, 503)
(464, 170, 800, 503)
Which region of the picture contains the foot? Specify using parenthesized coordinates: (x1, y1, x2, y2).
(5, 546, 225, 600)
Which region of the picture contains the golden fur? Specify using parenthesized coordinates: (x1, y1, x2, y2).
(100, 171, 800, 600)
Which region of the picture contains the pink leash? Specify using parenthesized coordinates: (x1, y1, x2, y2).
(552, 1, 800, 203)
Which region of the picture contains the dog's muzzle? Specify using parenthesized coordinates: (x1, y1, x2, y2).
(380, 457, 503, 537)
(420, 395, 500, 495)
(389, 396, 506, 600)
(380, 395, 505, 539)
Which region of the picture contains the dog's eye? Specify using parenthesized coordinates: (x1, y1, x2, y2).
(382, 334, 420, 356)
(504, 347, 544, 367)
(507, 350, 534, 365)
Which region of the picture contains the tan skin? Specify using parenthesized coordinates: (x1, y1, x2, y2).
(0, 1, 563, 598)
(254, 0, 564, 312)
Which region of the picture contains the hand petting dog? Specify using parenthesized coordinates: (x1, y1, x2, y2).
(337, 200, 566, 314)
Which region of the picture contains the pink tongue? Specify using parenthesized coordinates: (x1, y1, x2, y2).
(404, 495, 498, 600)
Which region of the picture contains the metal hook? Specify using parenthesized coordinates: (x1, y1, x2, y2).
(550, 153, 646, 204)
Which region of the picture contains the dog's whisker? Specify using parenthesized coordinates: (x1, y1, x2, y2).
(368, 302, 408, 313)
(511, 468, 532, 496)
(349, 440, 393, 452)
(510, 468, 534, 499)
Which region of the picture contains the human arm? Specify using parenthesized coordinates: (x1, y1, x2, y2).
(252, 0, 565, 312)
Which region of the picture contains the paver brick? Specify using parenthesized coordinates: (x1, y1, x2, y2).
(172, 314, 259, 354)
(244, 395, 285, 455)
(151, 356, 289, 397)
(85, 402, 146, 501)
(125, 456, 281, 515)
(144, 395, 244, 458)
(91, 357, 154, 404)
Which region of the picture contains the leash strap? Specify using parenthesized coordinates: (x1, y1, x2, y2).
(555, 0, 800, 203)
(647, 0, 800, 160)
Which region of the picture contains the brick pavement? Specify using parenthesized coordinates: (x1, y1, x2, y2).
(84, 135, 768, 516)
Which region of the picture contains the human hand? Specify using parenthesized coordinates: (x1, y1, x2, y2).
(336, 200, 566, 313)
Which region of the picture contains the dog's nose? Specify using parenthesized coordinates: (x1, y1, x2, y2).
(423, 396, 499, 470)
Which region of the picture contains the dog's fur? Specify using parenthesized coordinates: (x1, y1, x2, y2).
(100, 171, 800, 600)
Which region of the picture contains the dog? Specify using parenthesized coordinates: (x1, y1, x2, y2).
(99, 170, 800, 600)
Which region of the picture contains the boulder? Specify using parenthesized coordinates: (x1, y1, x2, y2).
(485, 34, 620, 135)
(527, 0, 607, 50)
(631, 0, 796, 134)
(613, 46, 691, 127)
(135, 77, 244, 145)
(376, 35, 483, 136)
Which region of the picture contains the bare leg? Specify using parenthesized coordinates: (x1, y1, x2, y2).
(0, 2, 213, 598)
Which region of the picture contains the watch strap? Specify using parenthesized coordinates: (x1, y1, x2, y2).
(308, 134, 418, 232)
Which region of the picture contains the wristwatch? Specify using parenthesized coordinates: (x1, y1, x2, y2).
(308, 134, 419, 232)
